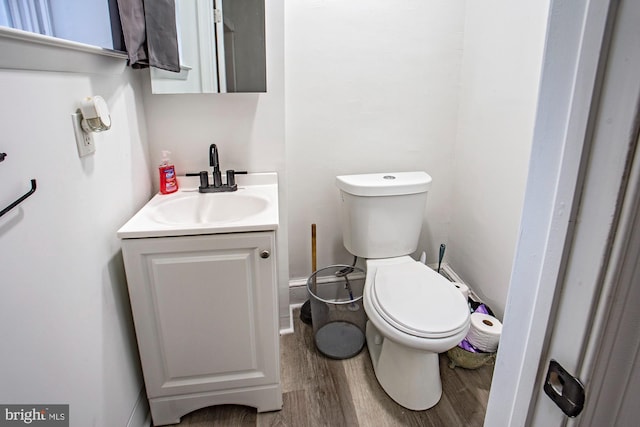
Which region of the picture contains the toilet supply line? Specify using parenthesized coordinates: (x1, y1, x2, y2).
(336, 255, 359, 310)
(438, 243, 446, 273)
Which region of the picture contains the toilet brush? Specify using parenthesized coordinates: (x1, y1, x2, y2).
(335, 257, 359, 311)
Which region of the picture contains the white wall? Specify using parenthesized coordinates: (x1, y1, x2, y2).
(449, 1, 550, 319)
(0, 65, 151, 425)
(285, 0, 465, 279)
(141, 0, 289, 328)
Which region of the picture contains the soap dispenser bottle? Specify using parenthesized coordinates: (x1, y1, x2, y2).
(159, 150, 179, 194)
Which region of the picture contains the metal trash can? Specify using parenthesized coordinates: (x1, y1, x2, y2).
(306, 264, 367, 359)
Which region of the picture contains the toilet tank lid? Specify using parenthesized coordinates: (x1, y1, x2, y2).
(336, 172, 432, 196)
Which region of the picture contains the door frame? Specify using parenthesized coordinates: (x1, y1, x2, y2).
(526, 0, 640, 420)
(574, 137, 640, 427)
(483, 0, 639, 424)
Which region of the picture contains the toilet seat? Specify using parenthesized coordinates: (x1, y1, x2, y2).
(371, 261, 469, 339)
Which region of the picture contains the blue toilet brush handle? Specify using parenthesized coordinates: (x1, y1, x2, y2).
(438, 244, 446, 273)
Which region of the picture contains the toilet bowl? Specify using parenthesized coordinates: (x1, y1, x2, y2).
(363, 256, 470, 410)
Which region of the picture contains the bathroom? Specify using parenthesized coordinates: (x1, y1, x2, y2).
(2, 0, 638, 426)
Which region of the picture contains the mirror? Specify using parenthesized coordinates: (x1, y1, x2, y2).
(150, 0, 266, 94)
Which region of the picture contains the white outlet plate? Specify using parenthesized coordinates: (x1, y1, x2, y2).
(71, 112, 95, 157)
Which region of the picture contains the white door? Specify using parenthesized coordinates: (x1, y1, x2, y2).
(527, 0, 640, 419)
(213, 0, 227, 92)
(485, 0, 640, 425)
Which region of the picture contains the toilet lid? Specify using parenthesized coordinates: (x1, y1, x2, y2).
(372, 262, 470, 338)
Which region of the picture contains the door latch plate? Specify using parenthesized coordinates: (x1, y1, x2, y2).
(543, 359, 586, 417)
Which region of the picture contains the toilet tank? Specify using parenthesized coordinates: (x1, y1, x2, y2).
(336, 172, 432, 259)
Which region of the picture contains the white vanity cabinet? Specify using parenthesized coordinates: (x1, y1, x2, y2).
(121, 231, 282, 425)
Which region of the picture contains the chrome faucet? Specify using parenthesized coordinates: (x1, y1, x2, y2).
(198, 143, 246, 193)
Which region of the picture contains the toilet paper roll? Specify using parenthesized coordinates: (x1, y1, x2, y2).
(466, 312, 502, 352)
(453, 282, 470, 300)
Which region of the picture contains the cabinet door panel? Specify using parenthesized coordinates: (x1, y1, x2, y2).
(151, 249, 257, 379)
(122, 232, 278, 398)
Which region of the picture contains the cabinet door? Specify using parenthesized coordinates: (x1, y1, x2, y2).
(122, 232, 278, 398)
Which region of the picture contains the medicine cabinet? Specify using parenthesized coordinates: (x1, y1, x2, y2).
(151, 0, 267, 94)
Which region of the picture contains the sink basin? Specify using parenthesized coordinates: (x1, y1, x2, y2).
(118, 173, 279, 238)
(150, 193, 269, 225)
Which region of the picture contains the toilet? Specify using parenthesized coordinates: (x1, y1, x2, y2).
(336, 172, 470, 411)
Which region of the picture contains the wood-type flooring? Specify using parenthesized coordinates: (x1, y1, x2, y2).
(172, 309, 494, 427)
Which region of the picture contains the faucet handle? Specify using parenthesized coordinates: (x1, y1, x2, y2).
(231, 171, 247, 183)
(226, 170, 236, 187)
(198, 171, 209, 189)
(225, 170, 247, 186)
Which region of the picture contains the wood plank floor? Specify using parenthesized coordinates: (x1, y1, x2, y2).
(173, 309, 494, 426)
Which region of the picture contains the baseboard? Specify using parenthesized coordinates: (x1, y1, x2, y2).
(127, 387, 150, 427)
(141, 413, 151, 427)
(434, 263, 481, 302)
(287, 262, 481, 313)
(279, 304, 296, 335)
(288, 270, 366, 306)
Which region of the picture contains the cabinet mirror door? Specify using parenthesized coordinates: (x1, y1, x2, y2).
(151, 0, 266, 94)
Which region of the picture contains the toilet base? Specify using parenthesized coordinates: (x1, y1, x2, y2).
(366, 321, 442, 411)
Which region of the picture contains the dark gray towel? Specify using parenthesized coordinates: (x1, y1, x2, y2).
(116, 0, 180, 72)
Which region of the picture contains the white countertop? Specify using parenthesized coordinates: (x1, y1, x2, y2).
(118, 173, 279, 239)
